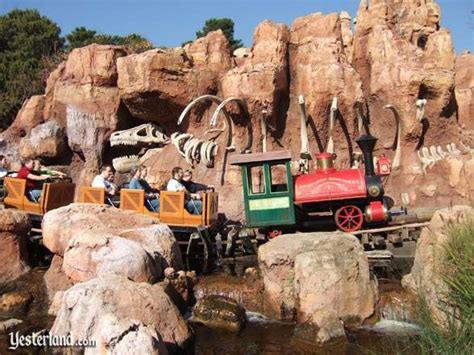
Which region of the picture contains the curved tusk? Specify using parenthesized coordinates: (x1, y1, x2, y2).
(326, 97, 338, 154)
(383, 104, 401, 171)
(178, 95, 223, 125)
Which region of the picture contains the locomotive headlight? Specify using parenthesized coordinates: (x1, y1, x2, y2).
(368, 185, 381, 197)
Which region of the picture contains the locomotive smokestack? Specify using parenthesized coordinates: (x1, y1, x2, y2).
(356, 134, 377, 176)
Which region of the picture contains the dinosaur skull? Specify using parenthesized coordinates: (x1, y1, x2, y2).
(110, 123, 169, 147)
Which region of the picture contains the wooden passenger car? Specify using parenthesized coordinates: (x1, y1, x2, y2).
(79, 186, 219, 228)
(3, 177, 75, 215)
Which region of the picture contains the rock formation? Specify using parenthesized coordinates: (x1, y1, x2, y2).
(52, 275, 192, 353)
(0, 1, 472, 220)
(402, 205, 474, 326)
(193, 295, 247, 332)
(0, 210, 31, 283)
(258, 232, 378, 343)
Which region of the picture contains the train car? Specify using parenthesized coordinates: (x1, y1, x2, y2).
(79, 186, 219, 257)
(230, 133, 392, 236)
(3, 177, 75, 216)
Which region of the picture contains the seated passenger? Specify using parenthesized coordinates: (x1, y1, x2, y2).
(166, 166, 202, 215)
(17, 158, 50, 202)
(129, 166, 160, 212)
(0, 155, 8, 179)
(92, 165, 119, 205)
(182, 170, 214, 193)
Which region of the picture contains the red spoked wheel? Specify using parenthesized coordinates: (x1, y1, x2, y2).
(268, 229, 283, 239)
(334, 205, 364, 232)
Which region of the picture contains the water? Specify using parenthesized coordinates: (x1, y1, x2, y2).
(0, 259, 421, 354)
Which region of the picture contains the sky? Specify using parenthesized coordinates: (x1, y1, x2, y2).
(1, 0, 473, 54)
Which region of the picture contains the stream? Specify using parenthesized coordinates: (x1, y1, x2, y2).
(0, 255, 421, 354)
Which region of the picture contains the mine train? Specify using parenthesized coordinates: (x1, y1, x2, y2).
(1, 131, 397, 252)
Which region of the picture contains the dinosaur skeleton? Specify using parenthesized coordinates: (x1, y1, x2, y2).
(326, 97, 338, 154)
(383, 104, 402, 171)
(110, 123, 169, 173)
(170, 132, 217, 168)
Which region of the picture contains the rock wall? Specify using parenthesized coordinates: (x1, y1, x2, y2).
(0, 0, 472, 220)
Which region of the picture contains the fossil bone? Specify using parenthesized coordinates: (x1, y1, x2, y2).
(110, 123, 169, 173)
(429, 146, 442, 161)
(298, 95, 311, 173)
(436, 146, 447, 159)
(326, 97, 338, 154)
(170, 132, 217, 167)
(416, 99, 427, 122)
(210, 97, 252, 153)
(261, 108, 268, 153)
(110, 123, 168, 147)
(383, 104, 402, 170)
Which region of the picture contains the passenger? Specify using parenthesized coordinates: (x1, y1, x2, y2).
(182, 169, 214, 193)
(91, 165, 119, 204)
(166, 166, 202, 215)
(129, 166, 160, 212)
(0, 155, 8, 179)
(17, 158, 50, 202)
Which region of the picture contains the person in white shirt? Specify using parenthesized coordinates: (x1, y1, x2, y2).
(167, 166, 202, 214)
(92, 165, 118, 203)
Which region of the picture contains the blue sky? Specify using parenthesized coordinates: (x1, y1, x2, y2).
(1, 0, 473, 53)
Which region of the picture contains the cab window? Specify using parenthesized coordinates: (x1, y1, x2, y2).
(248, 165, 265, 194)
(270, 164, 288, 193)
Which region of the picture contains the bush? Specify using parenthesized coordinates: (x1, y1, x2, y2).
(417, 219, 474, 354)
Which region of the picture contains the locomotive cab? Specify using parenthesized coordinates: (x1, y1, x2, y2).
(229, 150, 295, 228)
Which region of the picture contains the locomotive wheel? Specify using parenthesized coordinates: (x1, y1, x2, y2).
(335, 205, 364, 232)
(268, 229, 283, 239)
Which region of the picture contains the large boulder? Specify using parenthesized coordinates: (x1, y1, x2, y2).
(18, 120, 66, 160)
(52, 276, 192, 353)
(42, 203, 160, 256)
(0, 210, 31, 284)
(63, 232, 160, 283)
(258, 232, 377, 342)
(117, 30, 231, 123)
(193, 295, 246, 332)
(402, 205, 474, 326)
(44, 255, 73, 301)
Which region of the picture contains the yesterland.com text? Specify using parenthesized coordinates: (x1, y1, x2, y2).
(8, 331, 96, 350)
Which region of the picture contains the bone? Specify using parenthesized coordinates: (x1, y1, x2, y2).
(298, 95, 310, 174)
(178, 95, 223, 126)
(383, 104, 401, 171)
(436, 146, 447, 159)
(415, 99, 427, 122)
(261, 108, 268, 153)
(417, 146, 436, 174)
(326, 97, 338, 154)
(110, 123, 168, 147)
(430, 146, 442, 161)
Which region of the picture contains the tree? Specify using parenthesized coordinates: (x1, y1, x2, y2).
(66, 27, 153, 53)
(0, 9, 64, 129)
(65, 26, 97, 49)
(196, 18, 243, 51)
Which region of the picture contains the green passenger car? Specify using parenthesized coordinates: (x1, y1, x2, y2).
(229, 150, 295, 228)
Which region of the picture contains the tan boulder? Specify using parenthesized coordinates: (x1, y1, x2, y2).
(63, 232, 160, 284)
(117, 30, 230, 123)
(0, 210, 31, 284)
(18, 120, 66, 160)
(1, 95, 45, 139)
(402, 206, 474, 326)
(42, 203, 159, 256)
(455, 52, 474, 130)
(63, 44, 128, 87)
(52, 276, 192, 353)
(258, 232, 377, 335)
(44, 255, 73, 301)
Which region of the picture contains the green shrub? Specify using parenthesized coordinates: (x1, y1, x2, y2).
(417, 219, 474, 354)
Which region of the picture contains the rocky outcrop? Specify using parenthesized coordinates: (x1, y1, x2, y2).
(52, 275, 192, 353)
(42, 204, 183, 300)
(63, 231, 160, 283)
(0, 210, 31, 284)
(402, 205, 474, 326)
(193, 295, 247, 332)
(18, 120, 66, 160)
(117, 30, 231, 123)
(258, 232, 377, 343)
(455, 52, 474, 131)
(42, 203, 160, 256)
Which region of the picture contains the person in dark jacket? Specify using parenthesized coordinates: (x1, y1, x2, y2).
(181, 170, 213, 193)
